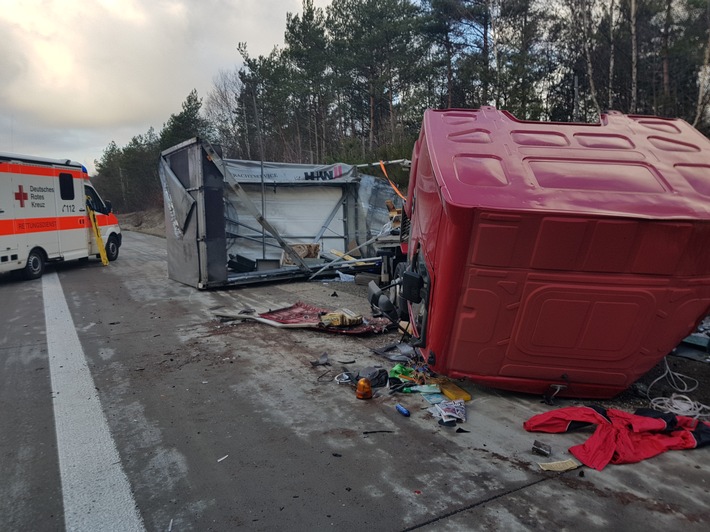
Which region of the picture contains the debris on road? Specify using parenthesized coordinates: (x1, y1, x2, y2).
(538, 459, 580, 472)
(524, 405, 710, 470)
(430, 400, 467, 424)
(395, 404, 410, 417)
(216, 301, 391, 335)
(310, 352, 330, 366)
(532, 440, 552, 457)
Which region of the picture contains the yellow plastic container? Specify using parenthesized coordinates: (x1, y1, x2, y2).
(440, 381, 472, 402)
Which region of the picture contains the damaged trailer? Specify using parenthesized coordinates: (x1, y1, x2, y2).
(159, 138, 398, 288)
(377, 107, 710, 399)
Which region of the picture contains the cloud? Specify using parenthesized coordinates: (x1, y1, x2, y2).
(0, 0, 331, 171)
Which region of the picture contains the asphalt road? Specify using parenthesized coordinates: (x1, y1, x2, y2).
(1, 231, 709, 531)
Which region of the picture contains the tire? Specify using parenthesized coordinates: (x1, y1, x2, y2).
(105, 235, 119, 262)
(23, 249, 45, 280)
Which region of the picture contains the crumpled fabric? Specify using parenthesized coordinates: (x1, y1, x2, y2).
(523, 405, 710, 470)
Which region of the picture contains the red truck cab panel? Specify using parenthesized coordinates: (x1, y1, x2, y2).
(407, 107, 710, 398)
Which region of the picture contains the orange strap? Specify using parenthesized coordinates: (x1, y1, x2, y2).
(379, 161, 406, 202)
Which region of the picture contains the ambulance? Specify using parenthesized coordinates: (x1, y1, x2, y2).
(0, 151, 122, 280)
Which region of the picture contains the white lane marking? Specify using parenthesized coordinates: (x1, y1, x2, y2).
(43, 273, 145, 532)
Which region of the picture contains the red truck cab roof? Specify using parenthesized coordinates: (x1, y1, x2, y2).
(418, 107, 710, 219)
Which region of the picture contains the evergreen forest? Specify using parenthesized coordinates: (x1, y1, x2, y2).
(93, 0, 710, 212)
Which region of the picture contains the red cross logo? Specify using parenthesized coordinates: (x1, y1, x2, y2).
(15, 185, 28, 208)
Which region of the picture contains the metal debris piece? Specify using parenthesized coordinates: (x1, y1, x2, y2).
(532, 440, 552, 457)
(310, 352, 330, 366)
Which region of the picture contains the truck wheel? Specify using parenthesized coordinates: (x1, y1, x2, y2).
(105, 235, 119, 262)
(23, 249, 45, 280)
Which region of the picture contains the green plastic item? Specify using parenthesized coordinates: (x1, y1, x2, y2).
(389, 363, 413, 379)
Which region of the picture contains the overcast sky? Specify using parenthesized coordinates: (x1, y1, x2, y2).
(0, 0, 331, 173)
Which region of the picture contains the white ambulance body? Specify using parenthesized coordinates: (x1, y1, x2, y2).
(0, 151, 122, 279)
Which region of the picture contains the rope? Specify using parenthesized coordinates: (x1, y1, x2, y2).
(646, 357, 710, 420)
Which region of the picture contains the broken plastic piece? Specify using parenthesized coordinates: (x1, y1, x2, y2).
(440, 382, 472, 401)
(532, 440, 552, 457)
(310, 352, 330, 366)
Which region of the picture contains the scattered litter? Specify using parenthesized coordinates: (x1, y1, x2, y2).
(168, 518, 173, 531)
(395, 404, 410, 417)
(407, 384, 440, 394)
(335, 372, 355, 385)
(532, 440, 552, 457)
(217, 301, 391, 335)
(372, 342, 417, 362)
(310, 352, 330, 366)
(331, 291, 338, 297)
(362, 430, 394, 435)
(431, 399, 466, 423)
(672, 344, 710, 364)
(456, 428, 470, 433)
(388, 381, 410, 395)
(337, 359, 356, 364)
(438, 419, 456, 427)
(356, 367, 389, 388)
(332, 453, 342, 457)
(389, 363, 414, 381)
(320, 309, 362, 327)
(538, 459, 580, 472)
(217, 455, 229, 463)
(440, 382, 472, 402)
(336, 271, 355, 282)
(422, 393, 448, 405)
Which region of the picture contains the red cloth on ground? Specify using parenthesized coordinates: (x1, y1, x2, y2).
(523, 406, 710, 470)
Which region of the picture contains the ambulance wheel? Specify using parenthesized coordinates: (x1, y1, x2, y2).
(23, 249, 45, 280)
(105, 236, 119, 262)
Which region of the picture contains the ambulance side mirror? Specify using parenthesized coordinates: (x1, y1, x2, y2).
(104, 200, 113, 214)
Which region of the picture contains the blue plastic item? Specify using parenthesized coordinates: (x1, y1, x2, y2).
(395, 404, 410, 417)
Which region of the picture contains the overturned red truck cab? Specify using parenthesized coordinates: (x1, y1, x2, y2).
(390, 107, 710, 399)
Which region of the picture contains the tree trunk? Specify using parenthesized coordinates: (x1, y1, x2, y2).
(369, 79, 375, 152)
(482, 8, 490, 104)
(445, 34, 453, 108)
(693, 3, 710, 127)
(581, 0, 601, 117)
(630, 0, 638, 113)
(661, 0, 673, 115)
(608, 0, 616, 110)
(489, 0, 501, 108)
